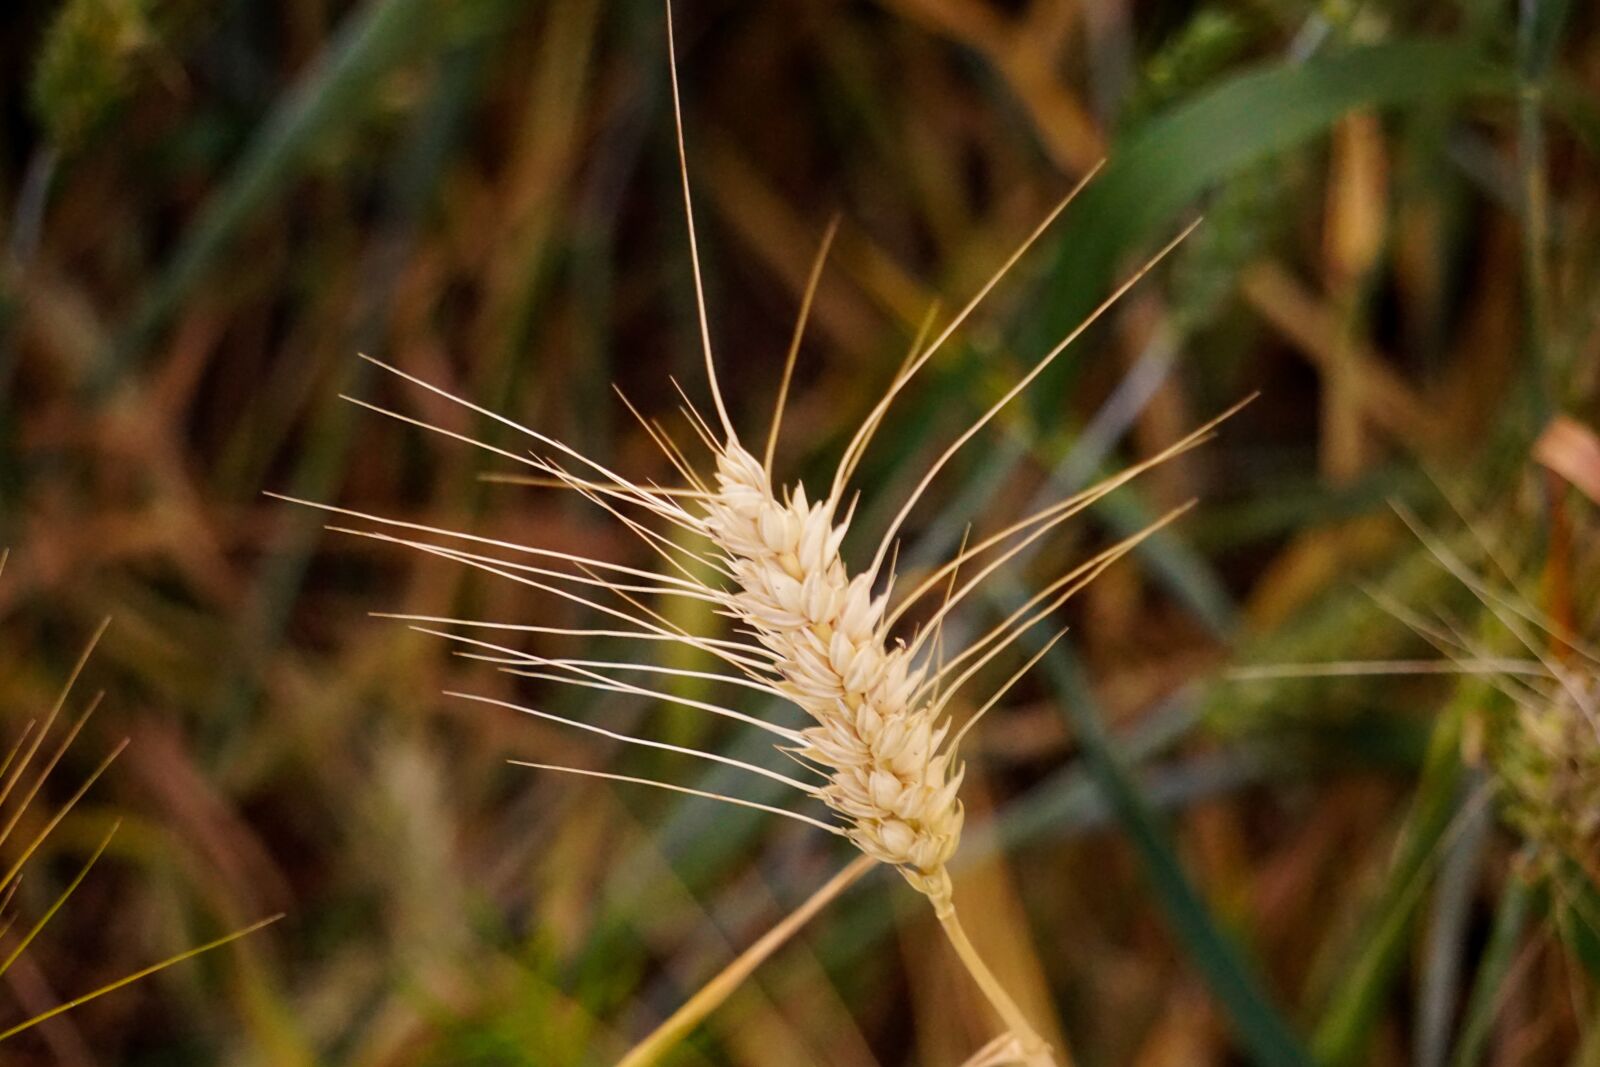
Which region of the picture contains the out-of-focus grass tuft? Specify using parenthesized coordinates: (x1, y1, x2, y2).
(31, 0, 156, 151)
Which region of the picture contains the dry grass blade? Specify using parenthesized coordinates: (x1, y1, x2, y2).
(615, 854, 876, 1067)
(0, 612, 280, 1043)
(0, 914, 284, 1044)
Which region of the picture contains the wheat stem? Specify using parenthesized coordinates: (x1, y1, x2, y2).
(955, 1031, 1026, 1067)
(936, 897, 1057, 1067)
(615, 854, 876, 1067)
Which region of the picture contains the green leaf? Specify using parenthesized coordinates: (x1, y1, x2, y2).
(1449, 862, 1536, 1067)
(1554, 857, 1600, 981)
(1311, 706, 1466, 1066)
(1036, 40, 1508, 338)
(1033, 634, 1313, 1067)
(110, 0, 517, 384)
(1416, 770, 1493, 1067)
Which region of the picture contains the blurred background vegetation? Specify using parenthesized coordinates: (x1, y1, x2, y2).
(2, 0, 1598, 1064)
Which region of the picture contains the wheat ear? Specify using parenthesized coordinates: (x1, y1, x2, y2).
(1229, 493, 1600, 881)
(321, 213, 1204, 1063)
(304, 3, 1227, 1059)
(314, 185, 1205, 1067)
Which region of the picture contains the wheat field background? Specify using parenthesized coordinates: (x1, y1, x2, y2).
(1, 0, 1598, 1064)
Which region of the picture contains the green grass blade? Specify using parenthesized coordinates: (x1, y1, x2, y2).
(0, 911, 282, 1043)
(1036, 40, 1506, 338)
(1449, 857, 1536, 1067)
(110, 0, 474, 381)
(1095, 489, 1237, 635)
(1416, 769, 1493, 1067)
(1030, 631, 1312, 1067)
(1311, 707, 1466, 1066)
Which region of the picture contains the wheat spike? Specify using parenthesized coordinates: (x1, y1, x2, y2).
(298, 3, 1233, 1062)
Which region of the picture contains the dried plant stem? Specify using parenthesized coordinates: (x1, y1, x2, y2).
(956, 1032, 1027, 1067)
(936, 897, 1056, 1067)
(616, 854, 877, 1067)
(0, 913, 283, 1043)
(0, 614, 281, 1042)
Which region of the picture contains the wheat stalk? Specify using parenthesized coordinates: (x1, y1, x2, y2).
(287, 4, 1246, 1060)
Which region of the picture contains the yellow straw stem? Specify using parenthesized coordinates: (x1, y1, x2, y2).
(937, 897, 1058, 1067)
(615, 854, 876, 1067)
